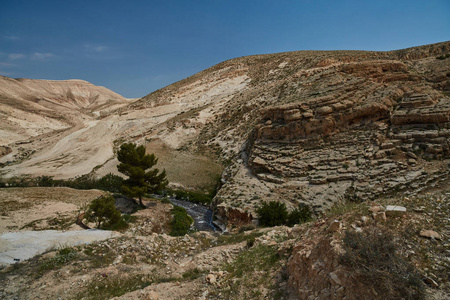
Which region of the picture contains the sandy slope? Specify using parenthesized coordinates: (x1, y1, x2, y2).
(1, 73, 249, 182)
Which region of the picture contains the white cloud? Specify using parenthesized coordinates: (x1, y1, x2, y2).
(3, 35, 20, 40)
(8, 53, 26, 60)
(31, 52, 54, 60)
(85, 44, 108, 52)
(0, 62, 16, 67)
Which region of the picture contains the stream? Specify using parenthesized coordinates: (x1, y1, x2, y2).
(169, 198, 219, 232)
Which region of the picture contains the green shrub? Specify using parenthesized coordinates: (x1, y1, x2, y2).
(165, 188, 214, 205)
(169, 205, 193, 236)
(287, 203, 313, 226)
(256, 201, 313, 227)
(84, 195, 126, 230)
(256, 201, 288, 227)
(340, 228, 425, 299)
(217, 230, 264, 245)
(35, 173, 123, 193)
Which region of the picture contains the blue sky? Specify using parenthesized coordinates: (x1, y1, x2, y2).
(0, 0, 449, 98)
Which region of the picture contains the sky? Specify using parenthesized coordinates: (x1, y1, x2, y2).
(0, 0, 449, 98)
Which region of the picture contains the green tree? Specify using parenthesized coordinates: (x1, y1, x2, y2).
(85, 195, 122, 229)
(117, 142, 168, 207)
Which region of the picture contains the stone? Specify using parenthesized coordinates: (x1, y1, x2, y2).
(206, 274, 217, 284)
(372, 212, 387, 222)
(369, 205, 384, 213)
(316, 106, 333, 115)
(327, 220, 341, 232)
(419, 230, 442, 240)
(361, 216, 369, 224)
(329, 271, 342, 286)
(385, 205, 407, 217)
(408, 158, 417, 165)
(145, 291, 159, 300)
(284, 109, 302, 121)
(423, 277, 439, 288)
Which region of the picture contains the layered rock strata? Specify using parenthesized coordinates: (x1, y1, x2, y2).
(213, 43, 450, 228)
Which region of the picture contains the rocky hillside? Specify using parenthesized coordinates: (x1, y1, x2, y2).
(1, 42, 450, 228)
(127, 41, 450, 229)
(0, 186, 448, 299)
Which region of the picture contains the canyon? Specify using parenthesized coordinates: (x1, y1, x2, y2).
(0, 42, 449, 299)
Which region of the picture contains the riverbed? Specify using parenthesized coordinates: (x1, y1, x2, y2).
(169, 199, 218, 232)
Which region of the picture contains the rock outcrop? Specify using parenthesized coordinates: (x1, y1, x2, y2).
(212, 42, 450, 228)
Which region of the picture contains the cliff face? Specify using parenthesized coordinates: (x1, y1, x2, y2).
(212, 42, 450, 228)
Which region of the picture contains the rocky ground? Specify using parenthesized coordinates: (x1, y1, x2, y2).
(0, 185, 448, 299)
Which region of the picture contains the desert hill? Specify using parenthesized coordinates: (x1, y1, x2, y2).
(1, 42, 450, 227)
(0, 76, 129, 145)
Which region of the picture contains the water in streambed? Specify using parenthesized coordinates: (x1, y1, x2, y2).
(169, 198, 219, 232)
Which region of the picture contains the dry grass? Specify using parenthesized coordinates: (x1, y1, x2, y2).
(145, 139, 222, 191)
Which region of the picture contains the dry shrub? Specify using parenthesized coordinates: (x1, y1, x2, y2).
(340, 227, 425, 300)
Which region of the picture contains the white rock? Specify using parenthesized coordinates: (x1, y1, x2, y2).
(419, 230, 442, 240)
(385, 205, 407, 217)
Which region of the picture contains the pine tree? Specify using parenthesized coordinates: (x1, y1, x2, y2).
(117, 142, 168, 207)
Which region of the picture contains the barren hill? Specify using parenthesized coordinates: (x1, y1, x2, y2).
(1, 42, 450, 228)
(0, 76, 129, 145)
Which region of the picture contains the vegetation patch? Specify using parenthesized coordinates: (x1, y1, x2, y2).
(256, 201, 312, 227)
(217, 230, 264, 246)
(0, 200, 33, 216)
(0, 173, 124, 193)
(38, 247, 78, 274)
(84, 195, 128, 230)
(75, 274, 151, 300)
(164, 188, 216, 205)
(340, 227, 425, 300)
(169, 205, 194, 236)
(219, 244, 284, 299)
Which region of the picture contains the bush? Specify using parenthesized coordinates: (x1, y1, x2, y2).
(257, 201, 313, 227)
(256, 201, 288, 227)
(34, 173, 124, 193)
(84, 195, 126, 230)
(169, 205, 193, 236)
(287, 203, 313, 226)
(165, 188, 214, 205)
(340, 228, 425, 299)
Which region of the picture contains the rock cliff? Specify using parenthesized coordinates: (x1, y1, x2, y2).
(211, 42, 450, 228)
